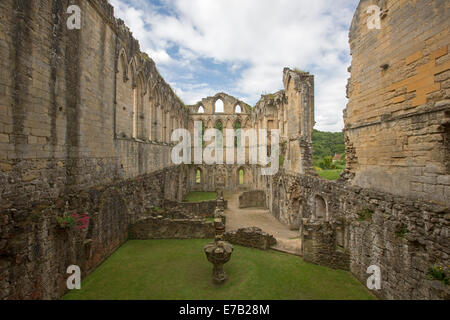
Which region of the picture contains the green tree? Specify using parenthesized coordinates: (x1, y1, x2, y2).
(312, 129, 345, 160)
(319, 156, 334, 169)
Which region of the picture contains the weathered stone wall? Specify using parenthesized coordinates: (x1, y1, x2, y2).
(238, 190, 266, 208)
(223, 227, 277, 250)
(162, 199, 227, 218)
(129, 216, 215, 240)
(344, 0, 450, 204)
(0, 0, 188, 203)
(302, 221, 350, 271)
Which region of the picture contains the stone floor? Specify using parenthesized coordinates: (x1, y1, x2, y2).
(224, 191, 302, 256)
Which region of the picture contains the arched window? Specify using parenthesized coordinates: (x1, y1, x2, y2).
(215, 99, 224, 113)
(336, 227, 344, 248)
(235, 104, 242, 113)
(238, 168, 244, 185)
(314, 195, 327, 220)
(136, 74, 146, 140)
(118, 50, 128, 82)
(216, 121, 223, 148)
(196, 121, 205, 147)
(196, 168, 202, 184)
(161, 107, 167, 142)
(216, 120, 223, 133)
(234, 121, 241, 147)
(198, 105, 205, 113)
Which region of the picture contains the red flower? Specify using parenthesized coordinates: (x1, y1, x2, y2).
(71, 213, 90, 230)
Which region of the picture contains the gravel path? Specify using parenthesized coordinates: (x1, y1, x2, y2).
(224, 191, 302, 256)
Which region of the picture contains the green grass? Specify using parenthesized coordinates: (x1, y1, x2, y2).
(63, 239, 376, 300)
(316, 169, 343, 180)
(183, 191, 217, 202)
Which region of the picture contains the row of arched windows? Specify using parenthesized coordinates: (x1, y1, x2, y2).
(195, 167, 245, 185)
(196, 99, 242, 114)
(116, 49, 185, 143)
(189, 119, 244, 148)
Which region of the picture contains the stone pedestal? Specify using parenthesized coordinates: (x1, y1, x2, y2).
(204, 240, 234, 284)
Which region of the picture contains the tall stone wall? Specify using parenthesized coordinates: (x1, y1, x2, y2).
(0, 0, 188, 203)
(253, 0, 449, 299)
(0, 0, 189, 299)
(344, 0, 450, 204)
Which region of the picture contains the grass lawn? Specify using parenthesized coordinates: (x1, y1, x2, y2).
(63, 239, 376, 300)
(184, 191, 217, 202)
(317, 169, 343, 180)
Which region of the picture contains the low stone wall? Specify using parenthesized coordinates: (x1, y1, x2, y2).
(129, 216, 215, 239)
(223, 227, 277, 250)
(239, 190, 266, 208)
(163, 199, 227, 218)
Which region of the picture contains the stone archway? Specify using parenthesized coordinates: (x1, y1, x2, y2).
(314, 195, 327, 220)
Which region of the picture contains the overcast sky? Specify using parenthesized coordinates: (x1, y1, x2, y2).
(109, 0, 360, 132)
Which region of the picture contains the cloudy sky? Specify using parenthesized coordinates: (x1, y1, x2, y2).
(109, 0, 360, 132)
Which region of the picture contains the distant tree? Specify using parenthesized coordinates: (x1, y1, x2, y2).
(312, 129, 345, 160)
(319, 156, 334, 170)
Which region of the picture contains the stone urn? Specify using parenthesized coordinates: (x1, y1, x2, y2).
(204, 238, 234, 284)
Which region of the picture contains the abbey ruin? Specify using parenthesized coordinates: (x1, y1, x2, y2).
(0, 0, 448, 300)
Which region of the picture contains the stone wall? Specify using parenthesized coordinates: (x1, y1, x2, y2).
(223, 227, 277, 250)
(162, 199, 227, 218)
(238, 190, 266, 208)
(344, 0, 450, 204)
(0, 0, 188, 203)
(129, 216, 215, 240)
(302, 221, 350, 271)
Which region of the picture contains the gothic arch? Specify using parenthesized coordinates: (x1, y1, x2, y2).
(118, 48, 129, 82)
(195, 167, 202, 184)
(214, 97, 225, 113)
(314, 194, 327, 220)
(128, 57, 138, 88)
(237, 166, 245, 185)
(135, 72, 146, 139)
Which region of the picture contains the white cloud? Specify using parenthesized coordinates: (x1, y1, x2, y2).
(109, 0, 359, 131)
